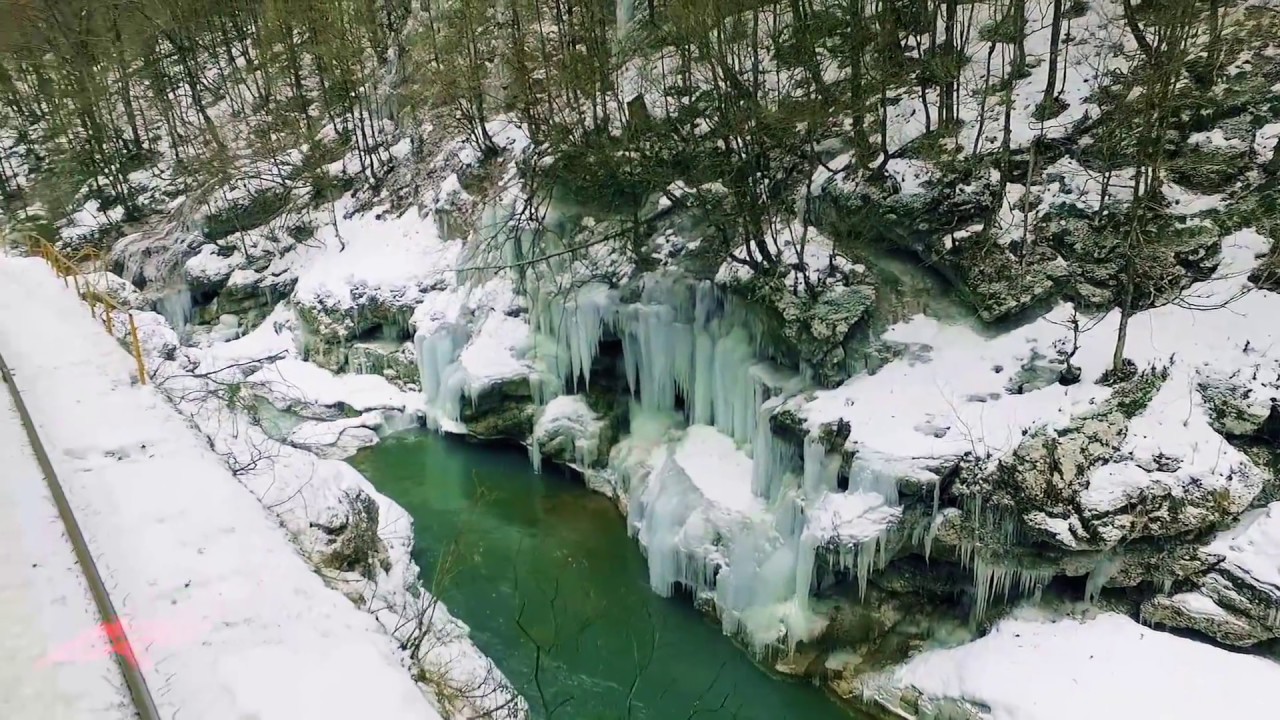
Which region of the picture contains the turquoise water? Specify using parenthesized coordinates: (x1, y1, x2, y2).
(350, 431, 859, 719)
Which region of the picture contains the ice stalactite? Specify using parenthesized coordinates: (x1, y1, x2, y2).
(1085, 554, 1120, 604)
(613, 275, 769, 445)
(414, 323, 470, 427)
(972, 559, 1056, 621)
(529, 281, 617, 404)
(615, 0, 636, 39)
(527, 432, 542, 473)
(751, 399, 798, 500)
(629, 454, 719, 597)
(157, 286, 195, 335)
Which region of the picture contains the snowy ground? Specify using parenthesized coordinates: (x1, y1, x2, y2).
(861, 609, 1280, 720)
(0, 386, 132, 720)
(0, 257, 447, 720)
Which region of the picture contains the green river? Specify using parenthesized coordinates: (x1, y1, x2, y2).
(350, 431, 858, 720)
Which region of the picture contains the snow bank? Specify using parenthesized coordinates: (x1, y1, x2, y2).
(863, 611, 1279, 720)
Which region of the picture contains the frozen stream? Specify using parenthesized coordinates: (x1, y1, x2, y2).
(351, 431, 862, 719)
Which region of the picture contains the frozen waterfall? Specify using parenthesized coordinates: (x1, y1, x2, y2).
(528, 270, 903, 649)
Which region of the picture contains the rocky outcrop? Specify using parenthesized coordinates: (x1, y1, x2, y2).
(815, 162, 1063, 323)
(461, 377, 537, 441)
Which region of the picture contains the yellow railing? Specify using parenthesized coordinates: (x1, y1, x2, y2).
(11, 234, 149, 385)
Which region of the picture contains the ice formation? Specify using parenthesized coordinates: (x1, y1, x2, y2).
(521, 268, 905, 648)
(409, 194, 907, 649)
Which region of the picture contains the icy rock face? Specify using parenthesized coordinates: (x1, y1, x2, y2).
(524, 268, 906, 650)
(347, 342, 420, 386)
(412, 279, 537, 438)
(298, 288, 419, 370)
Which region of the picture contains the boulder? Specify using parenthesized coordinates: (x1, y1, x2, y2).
(532, 395, 607, 469)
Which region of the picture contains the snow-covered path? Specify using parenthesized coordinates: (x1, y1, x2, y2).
(0, 256, 443, 719)
(0, 382, 132, 720)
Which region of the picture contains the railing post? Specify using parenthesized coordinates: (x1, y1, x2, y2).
(128, 314, 147, 386)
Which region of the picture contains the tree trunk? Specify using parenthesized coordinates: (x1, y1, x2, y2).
(1040, 0, 1063, 113)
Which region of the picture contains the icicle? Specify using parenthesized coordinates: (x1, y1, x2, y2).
(157, 285, 194, 335)
(1085, 555, 1119, 605)
(414, 323, 469, 426)
(616, 0, 635, 37)
(801, 435, 840, 497)
(751, 403, 797, 501)
(528, 432, 542, 473)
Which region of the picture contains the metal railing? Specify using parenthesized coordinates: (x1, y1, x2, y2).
(8, 233, 149, 385)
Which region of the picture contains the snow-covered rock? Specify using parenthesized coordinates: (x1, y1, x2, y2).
(1143, 501, 1280, 646)
(531, 395, 606, 470)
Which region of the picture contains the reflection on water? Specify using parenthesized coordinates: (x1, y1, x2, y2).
(350, 431, 858, 720)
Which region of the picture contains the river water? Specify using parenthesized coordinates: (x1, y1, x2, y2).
(350, 431, 859, 720)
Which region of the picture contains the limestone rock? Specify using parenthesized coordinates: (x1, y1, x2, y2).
(1199, 376, 1279, 439)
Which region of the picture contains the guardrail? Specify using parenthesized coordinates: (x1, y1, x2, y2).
(8, 233, 149, 385)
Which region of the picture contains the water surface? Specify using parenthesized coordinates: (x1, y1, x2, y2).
(351, 431, 858, 720)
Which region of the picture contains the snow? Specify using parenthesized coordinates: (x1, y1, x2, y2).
(0, 257, 446, 720)
(1080, 376, 1259, 534)
(660, 425, 762, 515)
(290, 196, 462, 320)
(807, 490, 902, 547)
(884, 159, 936, 196)
(248, 357, 412, 412)
(867, 611, 1279, 720)
(59, 199, 125, 240)
(0, 387, 131, 720)
(457, 312, 531, 386)
(285, 413, 384, 460)
(1166, 591, 1233, 619)
(412, 277, 533, 429)
(530, 395, 603, 470)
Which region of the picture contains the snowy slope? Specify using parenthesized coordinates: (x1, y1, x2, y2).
(0, 257, 445, 720)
